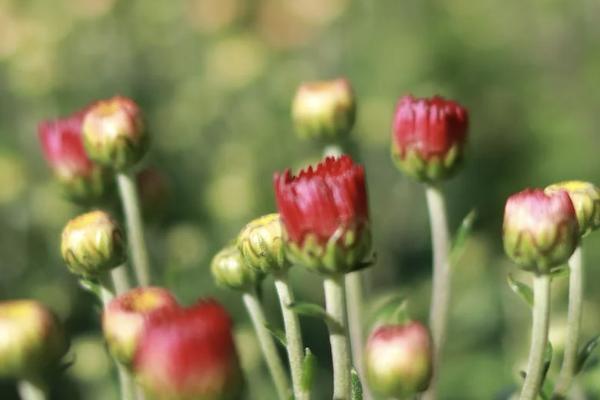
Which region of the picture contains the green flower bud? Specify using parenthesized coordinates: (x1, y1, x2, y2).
(61, 210, 127, 277)
(211, 245, 262, 291)
(82, 96, 148, 171)
(0, 300, 66, 378)
(292, 78, 356, 141)
(545, 181, 600, 237)
(237, 213, 288, 274)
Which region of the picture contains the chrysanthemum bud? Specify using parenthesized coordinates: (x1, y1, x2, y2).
(545, 181, 600, 237)
(391, 95, 468, 182)
(503, 189, 579, 274)
(38, 110, 112, 202)
(365, 322, 432, 398)
(82, 96, 147, 171)
(61, 210, 127, 277)
(102, 287, 178, 365)
(0, 300, 66, 378)
(211, 245, 262, 291)
(274, 155, 372, 274)
(292, 78, 356, 141)
(237, 213, 288, 274)
(133, 300, 244, 400)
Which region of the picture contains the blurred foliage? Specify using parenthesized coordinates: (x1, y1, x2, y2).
(1, 0, 600, 399)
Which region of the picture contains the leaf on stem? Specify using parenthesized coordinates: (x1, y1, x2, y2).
(541, 342, 553, 385)
(507, 274, 533, 307)
(300, 348, 316, 392)
(351, 368, 363, 400)
(78, 278, 102, 300)
(264, 323, 287, 347)
(575, 334, 600, 374)
(450, 209, 477, 264)
(288, 302, 342, 332)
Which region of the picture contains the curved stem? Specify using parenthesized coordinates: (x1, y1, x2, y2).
(422, 184, 452, 400)
(117, 172, 151, 286)
(274, 273, 310, 400)
(17, 379, 47, 400)
(324, 275, 351, 400)
(553, 246, 584, 399)
(242, 291, 291, 400)
(520, 274, 552, 400)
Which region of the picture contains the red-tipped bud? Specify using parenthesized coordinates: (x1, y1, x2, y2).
(292, 78, 356, 141)
(503, 188, 579, 274)
(274, 155, 371, 274)
(365, 322, 432, 398)
(102, 287, 179, 365)
(82, 96, 147, 171)
(133, 300, 243, 400)
(0, 300, 67, 378)
(391, 95, 468, 182)
(38, 111, 111, 202)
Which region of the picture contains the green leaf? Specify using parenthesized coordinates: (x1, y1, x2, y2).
(507, 274, 533, 307)
(351, 368, 363, 400)
(264, 323, 287, 347)
(575, 334, 600, 374)
(541, 342, 553, 385)
(300, 348, 316, 392)
(288, 302, 342, 332)
(390, 300, 410, 325)
(78, 278, 102, 300)
(450, 209, 477, 264)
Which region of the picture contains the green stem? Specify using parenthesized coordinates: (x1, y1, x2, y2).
(111, 264, 132, 295)
(274, 272, 310, 400)
(324, 274, 351, 400)
(422, 184, 452, 400)
(242, 291, 291, 400)
(520, 274, 552, 400)
(553, 246, 584, 399)
(17, 379, 47, 400)
(117, 172, 151, 286)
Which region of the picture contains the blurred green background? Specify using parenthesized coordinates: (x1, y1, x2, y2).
(1, 0, 600, 398)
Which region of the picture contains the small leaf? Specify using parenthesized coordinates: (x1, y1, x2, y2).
(541, 342, 553, 385)
(575, 334, 600, 374)
(351, 368, 363, 400)
(264, 323, 287, 347)
(351, 253, 377, 272)
(78, 278, 102, 300)
(507, 274, 533, 307)
(390, 300, 410, 326)
(288, 302, 342, 332)
(450, 209, 477, 264)
(300, 348, 316, 392)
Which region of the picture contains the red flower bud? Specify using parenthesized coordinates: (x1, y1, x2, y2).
(102, 287, 179, 365)
(391, 95, 468, 182)
(365, 322, 433, 398)
(274, 155, 371, 274)
(38, 110, 111, 202)
(133, 300, 243, 400)
(503, 188, 579, 274)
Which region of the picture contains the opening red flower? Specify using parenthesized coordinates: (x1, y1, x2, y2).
(391, 95, 469, 182)
(273, 155, 371, 273)
(133, 300, 243, 400)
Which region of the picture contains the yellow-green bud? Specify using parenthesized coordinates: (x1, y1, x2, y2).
(0, 300, 66, 378)
(237, 213, 288, 274)
(61, 210, 127, 277)
(211, 245, 262, 291)
(545, 181, 600, 237)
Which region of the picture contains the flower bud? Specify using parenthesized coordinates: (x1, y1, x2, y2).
(503, 188, 579, 274)
(0, 300, 66, 378)
(274, 155, 372, 274)
(292, 78, 356, 141)
(211, 245, 262, 291)
(545, 181, 600, 237)
(61, 210, 127, 277)
(82, 96, 147, 171)
(38, 110, 112, 202)
(391, 95, 468, 182)
(102, 287, 179, 365)
(365, 322, 432, 398)
(133, 300, 244, 400)
(237, 213, 288, 274)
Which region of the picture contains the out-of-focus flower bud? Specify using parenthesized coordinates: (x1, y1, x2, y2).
(61, 210, 127, 277)
(391, 95, 469, 182)
(503, 188, 579, 274)
(133, 300, 244, 400)
(274, 155, 372, 274)
(0, 300, 66, 378)
(211, 245, 262, 291)
(237, 213, 287, 274)
(292, 78, 356, 141)
(365, 321, 432, 398)
(102, 287, 179, 365)
(136, 167, 171, 221)
(38, 111, 112, 202)
(82, 96, 147, 171)
(545, 181, 600, 237)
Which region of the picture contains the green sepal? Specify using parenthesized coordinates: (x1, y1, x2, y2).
(391, 143, 465, 183)
(300, 348, 316, 392)
(507, 274, 533, 307)
(288, 302, 342, 332)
